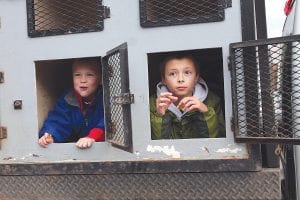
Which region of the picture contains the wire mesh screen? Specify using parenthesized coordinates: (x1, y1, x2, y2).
(102, 44, 133, 151)
(139, 0, 231, 27)
(26, 0, 109, 37)
(231, 35, 300, 144)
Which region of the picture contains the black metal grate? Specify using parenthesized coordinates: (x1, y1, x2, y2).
(26, 0, 109, 37)
(139, 0, 231, 27)
(102, 43, 133, 152)
(230, 35, 300, 144)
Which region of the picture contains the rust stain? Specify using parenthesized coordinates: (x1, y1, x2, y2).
(222, 156, 241, 159)
(3, 157, 14, 160)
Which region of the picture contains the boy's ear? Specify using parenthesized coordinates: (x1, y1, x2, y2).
(195, 74, 200, 84)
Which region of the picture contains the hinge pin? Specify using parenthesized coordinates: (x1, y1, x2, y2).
(0, 127, 7, 139)
(0, 72, 4, 83)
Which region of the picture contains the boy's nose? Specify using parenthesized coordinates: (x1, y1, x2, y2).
(80, 76, 87, 82)
(178, 74, 184, 83)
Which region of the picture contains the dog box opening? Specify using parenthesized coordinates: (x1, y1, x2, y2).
(35, 56, 103, 145)
(147, 48, 226, 140)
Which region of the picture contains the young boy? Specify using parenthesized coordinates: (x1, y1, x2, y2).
(150, 54, 225, 139)
(38, 58, 105, 149)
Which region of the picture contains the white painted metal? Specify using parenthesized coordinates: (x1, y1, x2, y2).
(0, 0, 248, 162)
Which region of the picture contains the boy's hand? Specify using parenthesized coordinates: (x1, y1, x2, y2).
(156, 92, 178, 115)
(178, 96, 208, 113)
(76, 137, 95, 149)
(38, 133, 54, 148)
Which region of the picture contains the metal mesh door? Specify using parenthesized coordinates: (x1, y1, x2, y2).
(102, 43, 133, 152)
(26, 0, 110, 37)
(230, 35, 300, 144)
(139, 0, 231, 27)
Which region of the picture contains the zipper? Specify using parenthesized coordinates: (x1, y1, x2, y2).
(85, 118, 88, 127)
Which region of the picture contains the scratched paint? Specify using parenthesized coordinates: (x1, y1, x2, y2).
(215, 148, 242, 154)
(146, 145, 181, 158)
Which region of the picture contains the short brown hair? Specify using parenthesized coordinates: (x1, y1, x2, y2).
(72, 57, 101, 75)
(159, 54, 200, 79)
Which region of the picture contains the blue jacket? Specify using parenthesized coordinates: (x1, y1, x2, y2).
(39, 89, 105, 142)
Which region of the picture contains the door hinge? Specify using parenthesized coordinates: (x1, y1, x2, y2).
(103, 6, 110, 19)
(113, 93, 134, 105)
(227, 56, 232, 71)
(0, 126, 7, 139)
(230, 117, 234, 132)
(0, 71, 4, 83)
(224, 0, 232, 8)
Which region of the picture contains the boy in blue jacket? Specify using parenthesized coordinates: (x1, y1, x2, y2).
(38, 58, 105, 149)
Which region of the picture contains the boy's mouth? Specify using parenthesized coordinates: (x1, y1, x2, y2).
(80, 87, 88, 91)
(177, 87, 187, 91)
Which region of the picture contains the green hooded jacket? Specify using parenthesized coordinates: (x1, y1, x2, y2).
(150, 80, 225, 139)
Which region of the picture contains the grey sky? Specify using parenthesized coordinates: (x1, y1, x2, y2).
(265, 0, 287, 37)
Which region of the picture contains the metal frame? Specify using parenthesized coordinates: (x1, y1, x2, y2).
(26, 0, 108, 37)
(102, 43, 133, 152)
(0, 144, 261, 175)
(139, 0, 232, 28)
(230, 34, 300, 144)
(0, 169, 281, 200)
(0, 0, 264, 176)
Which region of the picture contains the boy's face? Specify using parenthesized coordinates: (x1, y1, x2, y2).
(162, 58, 199, 99)
(73, 64, 101, 100)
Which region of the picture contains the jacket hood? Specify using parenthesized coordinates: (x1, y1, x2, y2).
(64, 87, 102, 108)
(156, 77, 208, 119)
(65, 90, 79, 107)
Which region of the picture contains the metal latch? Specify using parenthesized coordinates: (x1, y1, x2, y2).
(0, 127, 7, 139)
(113, 93, 134, 105)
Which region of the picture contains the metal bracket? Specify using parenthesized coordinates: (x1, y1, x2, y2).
(224, 0, 232, 8)
(0, 72, 4, 83)
(0, 127, 7, 139)
(113, 93, 134, 105)
(227, 56, 232, 71)
(230, 117, 234, 132)
(13, 100, 23, 110)
(103, 6, 110, 18)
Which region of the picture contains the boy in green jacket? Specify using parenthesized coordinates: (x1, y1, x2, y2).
(150, 54, 225, 139)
